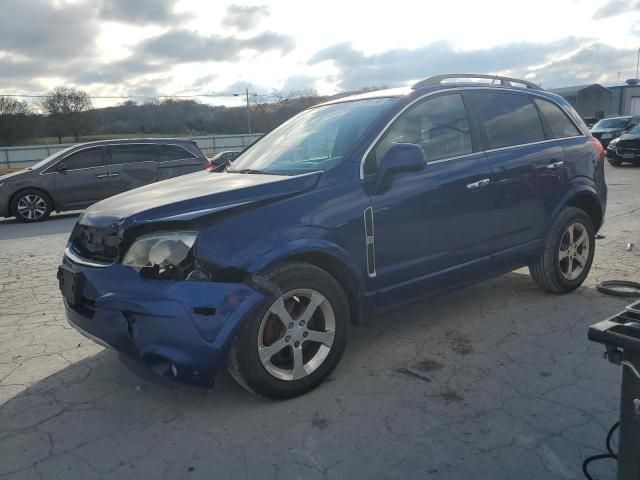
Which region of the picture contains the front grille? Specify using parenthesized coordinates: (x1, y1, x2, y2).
(70, 224, 121, 264)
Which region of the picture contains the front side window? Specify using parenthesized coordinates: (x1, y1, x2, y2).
(534, 99, 581, 138)
(474, 92, 545, 149)
(109, 144, 155, 165)
(369, 93, 473, 173)
(63, 147, 104, 170)
(228, 98, 394, 175)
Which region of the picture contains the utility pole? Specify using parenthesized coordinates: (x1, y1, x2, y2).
(234, 89, 253, 134)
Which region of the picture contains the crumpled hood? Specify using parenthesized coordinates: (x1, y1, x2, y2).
(80, 170, 321, 227)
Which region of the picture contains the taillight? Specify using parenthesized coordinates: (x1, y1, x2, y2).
(589, 137, 605, 162)
(203, 159, 212, 169)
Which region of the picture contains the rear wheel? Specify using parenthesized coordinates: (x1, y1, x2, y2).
(10, 189, 53, 223)
(227, 262, 348, 399)
(529, 207, 595, 293)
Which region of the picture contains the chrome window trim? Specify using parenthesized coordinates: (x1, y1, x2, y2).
(40, 142, 197, 175)
(359, 86, 587, 179)
(483, 135, 585, 154)
(64, 246, 113, 268)
(427, 151, 484, 165)
(39, 145, 106, 176)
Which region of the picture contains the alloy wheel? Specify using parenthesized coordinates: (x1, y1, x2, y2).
(257, 289, 336, 381)
(558, 222, 590, 281)
(17, 194, 47, 221)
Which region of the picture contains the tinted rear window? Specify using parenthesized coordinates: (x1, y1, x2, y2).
(109, 144, 156, 164)
(534, 99, 581, 138)
(474, 93, 545, 149)
(159, 145, 196, 161)
(64, 147, 104, 170)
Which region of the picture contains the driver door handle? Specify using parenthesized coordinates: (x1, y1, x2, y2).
(95, 173, 107, 179)
(545, 161, 564, 169)
(466, 178, 491, 190)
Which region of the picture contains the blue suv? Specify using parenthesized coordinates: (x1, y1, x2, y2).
(59, 74, 607, 398)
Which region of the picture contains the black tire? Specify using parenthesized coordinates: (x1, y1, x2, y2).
(10, 189, 53, 223)
(529, 207, 595, 293)
(227, 262, 349, 399)
(607, 158, 622, 167)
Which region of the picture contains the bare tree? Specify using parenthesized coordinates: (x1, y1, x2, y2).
(0, 97, 35, 146)
(272, 89, 299, 111)
(39, 87, 94, 143)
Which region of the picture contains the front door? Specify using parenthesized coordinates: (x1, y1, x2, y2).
(365, 92, 494, 305)
(107, 144, 158, 195)
(53, 146, 110, 209)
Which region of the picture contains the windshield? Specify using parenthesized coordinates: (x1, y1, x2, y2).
(29, 145, 76, 170)
(593, 118, 630, 129)
(228, 98, 394, 175)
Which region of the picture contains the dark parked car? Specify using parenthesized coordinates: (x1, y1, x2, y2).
(583, 116, 600, 128)
(209, 150, 241, 168)
(0, 139, 208, 222)
(590, 116, 639, 147)
(606, 123, 640, 165)
(59, 74, 607, 399)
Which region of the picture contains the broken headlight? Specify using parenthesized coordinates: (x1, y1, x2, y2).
(121, 232, 197, 277)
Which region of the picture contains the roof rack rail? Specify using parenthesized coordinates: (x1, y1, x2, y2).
(412, 74, 542, 91)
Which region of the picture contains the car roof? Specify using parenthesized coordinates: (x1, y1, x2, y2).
(70, 138, 196, 148)
(317, 82, 562, 109)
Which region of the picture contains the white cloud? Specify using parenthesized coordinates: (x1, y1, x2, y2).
(1, 0, 639, 105)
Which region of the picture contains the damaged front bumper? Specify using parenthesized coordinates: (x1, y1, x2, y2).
(59, 254, 265, 388)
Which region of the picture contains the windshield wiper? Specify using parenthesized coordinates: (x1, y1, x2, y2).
(226, 168, 278, 175)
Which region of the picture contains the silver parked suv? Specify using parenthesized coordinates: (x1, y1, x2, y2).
(0, 139, 208, 222)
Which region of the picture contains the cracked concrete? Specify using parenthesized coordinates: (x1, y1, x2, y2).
(1, 163, 638, 479)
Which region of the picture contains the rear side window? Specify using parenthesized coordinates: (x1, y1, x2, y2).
(374, 93, 473, 166)
(474, 93, 545, 149)
(63, 147, 104, 170)
(534, 99, 581, 138)
(159, 145, 196, 161)
(109, 144, 156, 165)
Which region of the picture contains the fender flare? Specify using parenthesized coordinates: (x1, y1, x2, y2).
(249, 238, 366, 292)
(548, 183, 603, 232)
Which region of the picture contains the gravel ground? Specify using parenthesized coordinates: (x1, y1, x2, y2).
(1, 163, 639, 480)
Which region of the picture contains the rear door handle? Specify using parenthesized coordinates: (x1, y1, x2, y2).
(108, 173, 119, 177)
(466, 178, 491, 190)
(545, 161, 564, 169)
(95, 173, 107, 179)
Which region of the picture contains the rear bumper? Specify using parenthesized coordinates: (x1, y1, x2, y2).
(61, 258, 265, 388)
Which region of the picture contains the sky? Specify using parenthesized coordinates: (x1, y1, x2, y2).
(1, 0, 640, 108)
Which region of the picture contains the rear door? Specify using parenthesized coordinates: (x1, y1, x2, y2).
(52, 146, 109, 209)
(106, 144, 158, 195)
(470, 91, 568, 266)
(156, 143, 203, 181)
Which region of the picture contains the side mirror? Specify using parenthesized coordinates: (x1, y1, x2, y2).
(375, 143, 426, 192)
(57, 161, 68, 172)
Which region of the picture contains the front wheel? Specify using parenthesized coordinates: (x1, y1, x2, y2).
(227, 262, 349, 399)
(10, 189, 53, 222)
(607, 158, 622, 167)
(529, 207, 595, 293)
